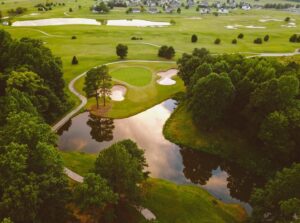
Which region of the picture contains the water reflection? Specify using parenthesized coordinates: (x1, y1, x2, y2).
(58, 99, 263, 213)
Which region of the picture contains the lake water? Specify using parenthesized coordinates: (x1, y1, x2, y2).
(58, 99, 263, 213)
(12, 18, 170, 27)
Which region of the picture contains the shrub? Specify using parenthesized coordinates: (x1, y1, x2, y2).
(69, 7, 72, 12)
(264, 35, 270, 42)
(158, 45, 175, 59)
(72, 56, 78, 65)
(191, 34, 198, 43)
(285, 16, 290, 22)
(71, 36, 77, 39)
(232, 39, 237, 44)
(213, 12, 218, 16)
(289, 34, 298, 42)
(214, 38, 221, 44)
(170, 19, 176, 25)
(238, 33, 244, 39)
(177, 7, 181, 14)
(254, 37, 262, 44)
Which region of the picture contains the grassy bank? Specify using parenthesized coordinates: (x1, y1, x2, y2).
(163, 103, 271, 175)
(142, 178, 246, 223)
(60, 151, 246, 223)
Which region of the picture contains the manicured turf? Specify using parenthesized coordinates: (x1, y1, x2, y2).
(163, 103, 270, 175)
(110, 66, 153, 87)
(142, 178, 246, 223)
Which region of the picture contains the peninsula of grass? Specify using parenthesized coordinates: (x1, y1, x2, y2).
(74, 61, 185, 118)
(110, 66, 153, 87)
(60, 151, 246, 223)
(163, 103, 271, 175)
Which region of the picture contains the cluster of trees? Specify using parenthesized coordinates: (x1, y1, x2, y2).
(35, 2, 65, 11)
(0, 30, 71, 124)
(0, 107, 72, 222)
(177, 48, 300, 221)
(178, 48, 300, 164)
(289, 34, 300, 43)
(74, 140, 149, 222)
(254, 35, 269, 44)
(92, 2, 110, 13)
(83, 65, 112, 108)
(264, 3, 300, 9)
(7, 7, 27, 15)
(158, 45, 175, 59)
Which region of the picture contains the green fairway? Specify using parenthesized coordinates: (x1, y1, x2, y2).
(143, 178, 246, 223)
(110, 66, 153, 87)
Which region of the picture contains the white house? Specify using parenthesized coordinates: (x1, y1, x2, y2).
(242, 5, 251, 10)
(218, 8, 229, 14)
(200, 8, 210, 14)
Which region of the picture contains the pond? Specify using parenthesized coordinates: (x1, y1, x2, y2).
(12, 18, 101, 26)
(58, 99, 264, 213)
(12, 18, 170, 27)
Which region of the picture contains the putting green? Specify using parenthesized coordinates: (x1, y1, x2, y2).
(110, 67, 153, 87)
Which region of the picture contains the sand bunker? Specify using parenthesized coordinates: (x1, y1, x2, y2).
(12, 18, 101, 26)
(225, 24, 266, 29)
(29, 13, 40, 16)
(259, 18, 283, 22)
(281, 22, 297, 28)
(157, 69, 178, 86)
(110, 85, 127, 101)
(106, 19, 170, 27)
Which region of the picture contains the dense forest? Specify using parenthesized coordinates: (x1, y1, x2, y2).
(177, 48, 300, 222)
(0, 30, 72, 124)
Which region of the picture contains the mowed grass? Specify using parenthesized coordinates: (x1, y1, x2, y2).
(74, 61, 185, 118)
(142, 178, 246, 223)
(60, 151, 246, 223)
(163, 104, 271, 175)
(110, 67, 153, 87)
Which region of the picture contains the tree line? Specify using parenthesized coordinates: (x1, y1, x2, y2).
(177, 48, 300, 222)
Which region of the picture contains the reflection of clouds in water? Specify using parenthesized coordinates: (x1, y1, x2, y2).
(113, 100, 185, 181)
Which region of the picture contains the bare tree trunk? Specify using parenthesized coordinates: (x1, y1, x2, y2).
(103, 91, 106, 107)
(96, 93, 99, 109)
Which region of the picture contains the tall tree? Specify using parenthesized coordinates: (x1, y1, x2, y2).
(116, 44, 128, 59)
(83, 65, 112, 108)
(74, 173, 118, 222)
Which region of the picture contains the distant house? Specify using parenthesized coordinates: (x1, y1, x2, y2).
(242, 4, 251, 10)
(2, 21, 9, 26)
(132, 7, 141, 12)
(218, 8, 229, 14)
(215, 1, 221, 8)
(148, 6, 158, 13)
(187, 0, 194, 7)
(199, 1, 209, 8)
(200, 8, 210, 14)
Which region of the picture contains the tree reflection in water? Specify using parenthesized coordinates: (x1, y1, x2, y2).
(180, 147, 265, 203)
(87, 114, 114, 142)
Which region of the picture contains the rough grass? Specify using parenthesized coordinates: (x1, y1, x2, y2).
(142, 178, 247, 223)
(110, 66, 153, 87)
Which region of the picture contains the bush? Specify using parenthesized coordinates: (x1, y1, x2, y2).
(158, 45, 175, 59)
(232, 39, 237, 44)
(214, 38, 221, 44)
(289, 34, 298, 42)
(191, 34, 198, 43)
(72, 56, 78, 65)
(238, 33, 244, 39)
(264, 34, 270, 42)
(177, 7, 181, 14)
(69, 7, 72, 12)
(116, 44, 128, 59)
(170, 19, 176, 25)
(71, 36, 77, 39)
(254, 37, 263, 44)
(285, 16, 290, 22)
(213, 12, 218, 16)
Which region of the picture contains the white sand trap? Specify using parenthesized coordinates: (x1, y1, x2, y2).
(225, 24, 266, 29)
(29, 13, 40, 16)
(282, 22, 297, 28)
(12, 18, 101, 26)
(110, 85, 127, 101)
(185, 17, 202, 20)
(106, 19, 170, 27)
(157, 69, 178, 86)
(259, 18, 283, 22)
(135, 206, 156, 220)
